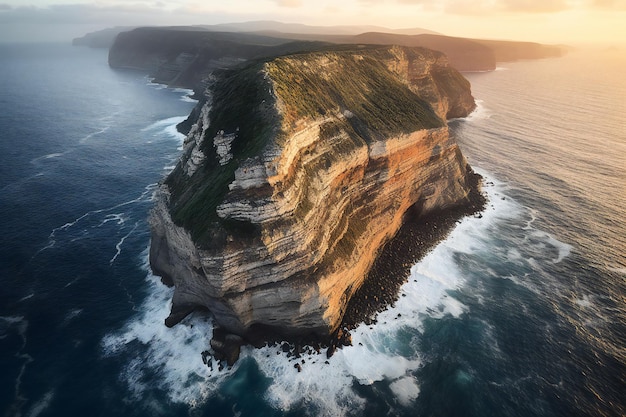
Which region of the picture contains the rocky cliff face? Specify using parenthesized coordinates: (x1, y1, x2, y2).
(149, 45, 478, 346)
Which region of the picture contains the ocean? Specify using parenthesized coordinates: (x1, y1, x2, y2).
(0, 43, 624, 417)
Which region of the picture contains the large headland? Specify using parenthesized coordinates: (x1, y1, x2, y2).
(95, 25, 562, 364)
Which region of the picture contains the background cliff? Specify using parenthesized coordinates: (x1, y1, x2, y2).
(105, 25, 565, 89)
(148, 45, 479, 352)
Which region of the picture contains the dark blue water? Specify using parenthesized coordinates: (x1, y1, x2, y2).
(1, 44, 624, 417)
(0, 43, 195, 417)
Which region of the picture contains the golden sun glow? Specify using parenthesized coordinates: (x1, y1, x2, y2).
(1, 0, 625, 45)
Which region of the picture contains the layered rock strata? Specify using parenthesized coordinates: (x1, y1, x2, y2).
(149, 45, 478, 347)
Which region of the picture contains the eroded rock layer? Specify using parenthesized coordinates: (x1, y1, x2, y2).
(149, 45, 478, 343)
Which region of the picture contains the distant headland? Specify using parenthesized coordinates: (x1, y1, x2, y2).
(74, 21, 565, 76)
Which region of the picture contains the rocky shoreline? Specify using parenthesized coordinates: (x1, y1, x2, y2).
(341, 166, 485, 330)
(205, 167, 486, 366)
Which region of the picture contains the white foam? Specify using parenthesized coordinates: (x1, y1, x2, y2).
(251, 345, 367, 415)
(1, 316, 33, 416)
(141, 116, 187, 132)
(37, 153, 63, 161)
(495, 66, 509, 71)
(102, 270, 230, 405)
(524, 229, 573, 264)
(141, 116, 188, 145)
(30, 152, 65, 165)
(500, 272, 543, 298)
(64, 276, 81, 288)
(522, 208, 538, 230)
(97, 213, 126, 227)
(109, 221, 139, 265)
(147, 78, 167, 89)
(25, 390, 54, 417)
(163, 122, 186, 142)
(389, 376, 420, 406)
(476, 168, 522, 220)
(18, 293, 34, 303)
(172, 87, 194, 95)
(546, 234, 572, 263)
(0, 315, 27, 333)
(455, 99, 492, 123)
(506, 248, 523, 262)
(574, 294, 593, 308)
(62, 309, 83, 325)
(181, 95, 198, 103)
(1, 316, 26, 338)
(80, 126, 110, 144)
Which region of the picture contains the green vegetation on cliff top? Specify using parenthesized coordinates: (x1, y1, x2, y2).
(165, 62, 276, 245)
(266, 50, 443, 140)
(165, 46, 446, 247)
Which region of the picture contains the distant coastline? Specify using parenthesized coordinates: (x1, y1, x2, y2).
(74, 23, 565, 78)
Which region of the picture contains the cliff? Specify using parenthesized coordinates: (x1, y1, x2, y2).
(149, 45, 479, 359)
(72, 26, 135, 48)
(346, 34, 564, 70)
(476, 39, 564, 62)
(108, 28, 283, 87)
(341, 33, 497, 71)
(106, 26, 566, 79)
(107, 28, 328, 88)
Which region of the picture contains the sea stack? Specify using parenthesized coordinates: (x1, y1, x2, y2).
(148, 45, 479, 352)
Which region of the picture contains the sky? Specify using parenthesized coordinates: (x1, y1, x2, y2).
(1, 0, 625, 45)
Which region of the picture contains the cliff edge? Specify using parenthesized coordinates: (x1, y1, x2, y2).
(149, 45, 480, 361)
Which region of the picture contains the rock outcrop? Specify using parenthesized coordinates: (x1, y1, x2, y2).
(149, 45, 478, 347)
(72, 26, 135, 49)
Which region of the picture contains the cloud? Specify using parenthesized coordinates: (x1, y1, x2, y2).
(593, 0, 626, 9)
(447, 0, 570, 13)
(275, 0, 303, 6)
(0, 3, 175, 25)
(364, 0, 573, 13)
(0, 2, 290, 42)
(497, 0, 569, 12)
(0, 4, 12, 11)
